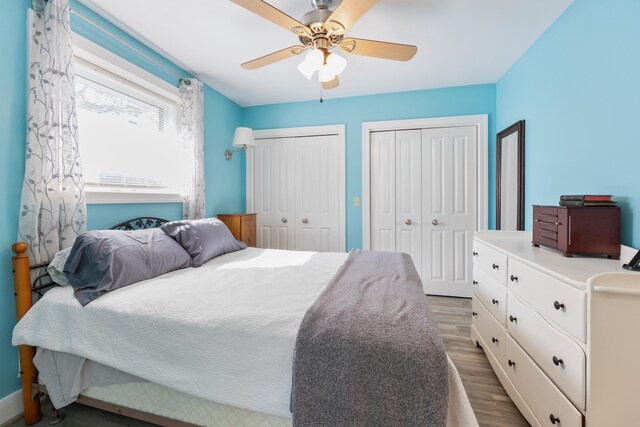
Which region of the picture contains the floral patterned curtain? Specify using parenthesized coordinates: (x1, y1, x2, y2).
(180, 79, 206, 220)
(18, 0, 87, 264)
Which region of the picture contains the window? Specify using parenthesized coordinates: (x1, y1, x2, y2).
(73, 39, 187, 203)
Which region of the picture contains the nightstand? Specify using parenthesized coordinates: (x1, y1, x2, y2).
(217, 213, 256, 247)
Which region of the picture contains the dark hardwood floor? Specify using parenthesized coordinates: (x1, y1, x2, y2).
(4, 296, 528, 427)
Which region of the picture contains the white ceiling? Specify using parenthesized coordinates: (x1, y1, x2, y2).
(79, 0, 573, 107)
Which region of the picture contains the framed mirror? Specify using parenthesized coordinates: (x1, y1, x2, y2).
(496, 120, 525, 230)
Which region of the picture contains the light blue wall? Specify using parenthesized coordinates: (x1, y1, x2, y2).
(204, 86, 245, 217)
(243, 85, 497, 250)
(0, 1, 243, 401)
(497, 0, 639, 247)
(0, 0, 32, 400)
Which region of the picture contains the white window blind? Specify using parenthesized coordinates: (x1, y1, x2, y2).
(74, 55, 187, 202)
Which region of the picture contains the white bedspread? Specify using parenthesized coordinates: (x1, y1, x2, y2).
(13, 247, 348, 417)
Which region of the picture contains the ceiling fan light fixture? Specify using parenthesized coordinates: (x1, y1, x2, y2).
(306, 49, 325, 69)
(326, 52, 347, 76)
(297, 59, 316, 79)
(318, 64, 336, 83)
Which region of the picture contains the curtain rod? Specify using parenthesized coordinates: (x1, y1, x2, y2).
(70, 8, 190, 82)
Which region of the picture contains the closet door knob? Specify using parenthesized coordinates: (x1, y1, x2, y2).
(405, 219, 413, 225)
(472, 280, 478, 286)
(492, 299, 499, 305)
(472, 311, 478, 317)
(509, 315, 517, 323)
(549, 414, 560, 425)
(552, 356, 564, 367)
(472, 251, 478, 256)
(302, 218, 309, 224)
(491, 337, 498, 343)
(508, 359, 516, 367)
(510, 275, 518, 282)
(492, 264, 499, 270)
(281, 217, 288, 223)
(553, 301, 565, 310)
(432, 219, 439, 226)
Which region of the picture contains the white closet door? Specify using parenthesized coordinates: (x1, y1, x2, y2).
(395, 130, 422, 277)
(370, 131, 396, 252)
(294, 135, 341, 252)
(421, 126, 477, 297)
(254, 138, 295, 249)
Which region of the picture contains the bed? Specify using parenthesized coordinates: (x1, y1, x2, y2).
(11, 217, 478, 427)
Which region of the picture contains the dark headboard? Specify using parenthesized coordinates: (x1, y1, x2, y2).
(110, 217, 169, 231)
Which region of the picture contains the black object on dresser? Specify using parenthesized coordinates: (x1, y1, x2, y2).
(623, 250, 640, 271)
(532, 205, 620, 259)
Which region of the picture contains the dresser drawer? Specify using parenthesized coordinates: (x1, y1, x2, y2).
(507, 294, 586, 409)
(473, 267, 507, 325)
(508, 258, 586, 343)
(505, 335, 583, 427)
(472, 241, 507, 284)
(472, 298, 506, 365)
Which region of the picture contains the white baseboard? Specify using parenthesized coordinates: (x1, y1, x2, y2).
(0, 390, 22, 426)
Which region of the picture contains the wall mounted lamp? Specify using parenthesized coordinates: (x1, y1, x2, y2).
(225, 127, 255, 161)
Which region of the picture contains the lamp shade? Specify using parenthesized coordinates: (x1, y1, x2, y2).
(318, 64, 335, 83)
(232, 127, 255, 148)
(326, 52, 347, 76)
(297, 59, 316, 79)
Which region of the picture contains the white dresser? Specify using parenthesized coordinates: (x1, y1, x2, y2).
(471, 231, 640, 427)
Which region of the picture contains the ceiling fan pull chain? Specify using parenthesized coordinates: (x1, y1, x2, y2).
(320, 83, 324, 103)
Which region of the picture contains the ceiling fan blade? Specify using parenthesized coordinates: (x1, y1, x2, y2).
(322, 76, 340, 90)
(241, 46, 307, 70)
(325, 0, 379, 33)
(340, 38, 417, 61)
(231, 0, 311, 36)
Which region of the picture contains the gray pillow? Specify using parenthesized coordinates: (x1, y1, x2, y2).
(47, 247, 72, 287)
(64, 228, 192, 306)
(161, 218, 247, 267)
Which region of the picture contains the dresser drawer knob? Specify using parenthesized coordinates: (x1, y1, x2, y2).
(472, 251, 478, 256)
(491, 337, 498, 343)
(510, 275, 518, 282)
(492, 299, 499, 305)
(552, 356, 564, 367)
(553, 301, 565, 311)
(509, 315, 517, 323)
(472, 280, 478, 285)
(549, 414, 560, 425)
(472, 311, 478, 317)
(508, 359, 516, 367)
(492, 264, 499, 270)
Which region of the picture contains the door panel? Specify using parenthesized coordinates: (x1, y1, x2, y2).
(369, 125, 478, 295)
(370, 131, 396, 252)
(422, 126, 477, 296)
(255, 138, 294, 250)
(294, 135, 341, 252)
(395, 130, 422, 277)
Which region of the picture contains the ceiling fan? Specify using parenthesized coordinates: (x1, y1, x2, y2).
(231, 0, 418, 91)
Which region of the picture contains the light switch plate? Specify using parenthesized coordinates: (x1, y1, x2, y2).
(354, 197, 360, 207)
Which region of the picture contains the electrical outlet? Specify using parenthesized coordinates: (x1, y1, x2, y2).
(354, 197, 360, 207)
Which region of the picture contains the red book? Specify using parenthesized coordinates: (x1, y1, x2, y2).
(583, 195, 612, 202)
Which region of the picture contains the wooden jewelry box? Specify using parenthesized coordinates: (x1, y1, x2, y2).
(532, 205, 620, 259)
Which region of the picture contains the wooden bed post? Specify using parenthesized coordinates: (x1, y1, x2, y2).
(11, 242, 41, 425)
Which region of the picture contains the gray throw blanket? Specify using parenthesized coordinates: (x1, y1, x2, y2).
(292, 250, 449, 427)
